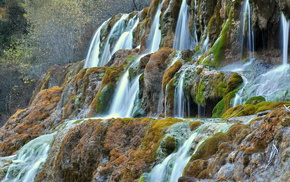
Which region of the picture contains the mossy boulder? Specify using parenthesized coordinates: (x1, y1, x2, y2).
(245, 96, 266, 105)
(162, 60, 182, 91)
(183, 132, 229, 177)
(222, 101, 290, 120)
(160, 135, 178, 156)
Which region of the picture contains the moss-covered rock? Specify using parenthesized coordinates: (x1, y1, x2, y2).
(245, 96, 266, 105)
(226, 73, 243, 93)
(183, 132, 229, 177)
(162, 60, 182, 92)
(222, 101, 290, 120)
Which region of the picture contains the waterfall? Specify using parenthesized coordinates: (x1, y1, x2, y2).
(84, 20, 109, 68)
(173, 0, 197, 50)
(146, 119, 232, 182)
(174, 68, 187, 118)
(99, 14, 129, 66)
(281, 13, 289, 65)
(84, 14, 139, 68)
(230, 14, 290, 106)
(111, 15, 140, 54)
(107, 70, 141, 118)
(240, 0, 254, 58)
(146, 0, 165, 53)
(1, 133, 55, 182)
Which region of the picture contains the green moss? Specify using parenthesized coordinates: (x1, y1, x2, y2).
(161, 136, 178, 155)
(221, 101, 290, 120)
(214, 82, 227, 97)
(228, 124, 250, 144)
(164, 78, 176, 116)
(245, 96, 265, 105)
(95, 84, 115, 114)
(189, 121, 202, 131)
(138, 175, 146, 182)
(196, 81, 205, 106)
(226, 73, 243, 93)
(162, 61, 182, 91)
(141, 118, 183, 160)
(212, 89, 237, 118)
(190, 132, 229, 160)
(256, 101, 290, 113)
(73, 119, 83, 124)
(203, 11, 233, 68)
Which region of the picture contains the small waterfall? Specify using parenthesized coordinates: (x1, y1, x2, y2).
(146, 0, 165, 53)
(173, 0, 197, 50)
(84, 14, 139, 68)
(240, 0, 255, 58)
(174, 69, 187, 118)
(112, 15, 140, 54)
(281, 13, 289, 65)
(146, 119, 232, 182)
(99, 14, 130, 66)
(232, 75, 249, 106)
(107, 70, 141, 118)
(84, 20, 109, 68)
(1, 133, 55, 182)
(230, 14, 290, 106)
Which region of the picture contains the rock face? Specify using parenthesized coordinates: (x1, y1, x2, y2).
(143, 47, 174, 116)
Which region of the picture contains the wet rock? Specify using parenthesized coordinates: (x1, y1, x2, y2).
(143, 47, 173, 116)
(0, 86, 63, 156)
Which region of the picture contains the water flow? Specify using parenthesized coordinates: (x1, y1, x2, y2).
(174, 68, 187, 118)
(108, 70, 141, 118)
(100, 14, 129, 66)
(84, 20, 109, 68)
(231, 14, 290, 106)
(281, 13, 290, 65)
(112, 15, 139, 54)
(1, 133, 56, 182)
(173, 0, 197, 50)
(147, 119, 232, 182)
(241, 0, 254, 58)
(85, 14, 139, 68)
(146, 0, 165, 53)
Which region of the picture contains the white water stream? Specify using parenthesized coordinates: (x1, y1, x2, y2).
(146, 0, 165, 53)
(240, 0, 255, 59)
(231, 13, 290, 106)
(146, 119, 233, 182)
(84, 14, 139, 68)
(174, 67, 192, 118)
(0, 133, 55, 182)
(173, 0, 197, 50)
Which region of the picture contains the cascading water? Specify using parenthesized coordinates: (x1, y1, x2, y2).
(240, 0, 255, 59)
(84, 20, 109, 68)
(146, 0, 165, 53)
(145, 119, 233, 182)
(84, 14, 139, 68)
(0, 133, 55, 182)
(173, 0, 197, 50)
(282, 13, 289, 65)
(107, 0, 169, 118)
(107, 70, 141, 118)
(174, 67, 191, 118)
(100, 14, 129, 66)
(112, 15, 139, 54)
(231, 14, 290, 106)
